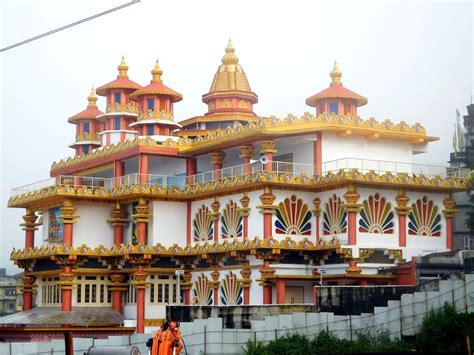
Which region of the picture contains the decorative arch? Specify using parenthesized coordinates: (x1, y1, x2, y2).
(221, 200, 243, 239)
(193, 205, 213, 242)
(192, 274, 213, 305)
(408, 197, 442, 236)
(322, 194, 347, 235)
(359, 193, 395, 234)
(275, 195, 312, 235)
(220, 271, 243, 305)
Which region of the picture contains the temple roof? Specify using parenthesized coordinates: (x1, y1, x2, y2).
(202, 39, 258, 104)
(129, 60, 183, 102)
(96, 56, 142, 96)
(306, 62, 368, 107)
(68, 88, 104, 123)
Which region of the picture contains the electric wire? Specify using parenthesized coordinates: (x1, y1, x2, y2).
(0, 0, 140, 53)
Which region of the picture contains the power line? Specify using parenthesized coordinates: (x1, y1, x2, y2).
(0, 0, 140, 53)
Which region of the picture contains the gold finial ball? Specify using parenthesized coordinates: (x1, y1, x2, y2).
(87, 87, 98, 107)
(222, 39, 239, 65)
(330, 60, 342, 86)
(117, 55, 129, 78)
(151, 59, 163, 83)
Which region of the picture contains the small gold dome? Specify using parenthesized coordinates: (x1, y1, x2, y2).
(151, 59, 163, 83)
(87, 87, 98, 108)
(330, 61, 342, 86)
(221, 39, 239, 65)
(117, 55, 129, 78)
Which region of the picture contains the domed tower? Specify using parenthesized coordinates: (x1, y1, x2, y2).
(306, 62, 367, 116)
(128, 60, 183, 137)
(96, 56, 142, 146)
(179, 40, 258, 135)
(68, 88, 104, 156)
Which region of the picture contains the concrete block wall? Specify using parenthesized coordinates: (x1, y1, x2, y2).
(2, 275, 473, 355)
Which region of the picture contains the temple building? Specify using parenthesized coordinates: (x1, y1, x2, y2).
(7, 41, 469, 333)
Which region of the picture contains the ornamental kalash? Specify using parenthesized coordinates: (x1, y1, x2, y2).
(8, 40, 469, 333)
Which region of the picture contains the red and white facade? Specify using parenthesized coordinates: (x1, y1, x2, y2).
(9, 41, 468, 333)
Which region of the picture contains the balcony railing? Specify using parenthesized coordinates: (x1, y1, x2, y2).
(10, 158, 470, 199)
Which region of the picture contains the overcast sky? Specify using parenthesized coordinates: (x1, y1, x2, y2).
(0, 0, 473, 273)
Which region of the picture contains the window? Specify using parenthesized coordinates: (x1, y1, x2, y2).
(114, 117, 121, 130)
(147, 125, 154, 136)
(126, 283, 136, 304)
(147, 98, 154, 110)
(76, 276, 111, 305)
(41, 277, 61, 305)
(464, 235, 472, 250)
(83, 122, 90, 133)
(149, 274, 180, 304)
(83, 146, 89, 155)
(329, 102, 339, 114)
(114, 92, 121, 104)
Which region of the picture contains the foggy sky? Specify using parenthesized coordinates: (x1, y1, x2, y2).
(1, 0, 473, 273)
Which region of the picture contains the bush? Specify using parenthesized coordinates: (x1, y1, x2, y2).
(416, 304, 474, 354)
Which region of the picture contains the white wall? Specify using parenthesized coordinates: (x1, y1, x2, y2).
(74, 203, 113, 247)
(322, 132, 413, 168)
(151, 201, 187, 246)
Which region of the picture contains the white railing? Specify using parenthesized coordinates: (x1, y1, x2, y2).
(10, 158, 470, 199)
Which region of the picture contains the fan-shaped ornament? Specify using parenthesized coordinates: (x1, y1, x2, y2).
(193, 206, 213, 242)
(221, 201, 243, 239)
(408, 197, 442, 236)
(359, 193, 394, 234)
(220, 271, 243, 305)
(192, 274, 213, 305)
(322, 194, 347, 235)
(275, 195, 312, 235)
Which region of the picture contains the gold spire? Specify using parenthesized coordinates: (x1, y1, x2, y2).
(330, 61, 342, 86)
(151, 59, 163, 83)
(117, 55, 129, 78)
(221, 38, 239, 65)
(87, 87, 98, 108)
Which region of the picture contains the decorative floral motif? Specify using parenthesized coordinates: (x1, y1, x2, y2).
(408, 197, 442, 236)
(221, 201, 243, 239)
(220, 272, 243, 305)
(359, 193, 395, 234)
(192, 274, 213, 305)
(275, 195, 312, 235)
(193, 206, 213, 242)
(322, 195, 347, 235)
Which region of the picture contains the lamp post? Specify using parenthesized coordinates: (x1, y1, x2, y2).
(313, 269, 326, 308)
(175, 270, 184, 304)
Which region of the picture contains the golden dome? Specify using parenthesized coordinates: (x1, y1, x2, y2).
(208, 39, 253, 94)
(117, 55, 129, 78)
(330, 61, 342, 86)
(87, 87, 98, 108)
(150, 59, 163, 83)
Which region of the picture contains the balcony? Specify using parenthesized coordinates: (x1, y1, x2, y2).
(9, 158, 470, 206)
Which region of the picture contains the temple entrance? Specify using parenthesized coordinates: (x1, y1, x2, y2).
(285, 286, 304, 304)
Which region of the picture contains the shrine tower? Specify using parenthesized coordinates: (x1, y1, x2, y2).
(67, 88, 103, 156)
(306, 62, 367, 116)
(96, 56, 142, 146)
(128, 60, 183, 138)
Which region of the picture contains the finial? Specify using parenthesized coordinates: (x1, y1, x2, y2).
(330, 60, 342, 86)
(222, 39, 239, 65)
(151, 59, 163, 83)
(87, 87, 98, 108)
(117, 55, 129, 78)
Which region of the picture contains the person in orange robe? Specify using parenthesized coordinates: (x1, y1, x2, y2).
(151, 320, 169, 355)
(158, 321, 183, 355)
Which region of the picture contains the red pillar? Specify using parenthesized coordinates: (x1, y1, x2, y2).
(186, 157, 197, 185)
(260, 141, 276, 172)
(314, 132, 322, 175)
(183, 272, 192, 305)
(240, 193, 250, 239)
(110, 274, 126, 314)
(21, 209, 39, 249)
(211, 152, 225, 180)
(22, 275, 35, 311)
(276, 279, 285, 305)
(240, 145, 254, 174)
(211, 270, 220, 305)
(259, 187, 276, 240)
(114, 225, 124, 245)
(211, 199, 221, 243)
(312, 198, 321, 243)
(396, 190, 410, 247)
(114, 160, 125, 187)
(261, 261, 274, 305)
(240, 267, 251, 305)
(343, 185, 360, 246)
(263, 285, 272, 304)
(134, 266, 147, 333)
(443, 194, 457, 251)
(61, 266, 73, 312)
(133, 199, 149, 245)
(244, 288, 250, 305)
(139, 154, 149, 184)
